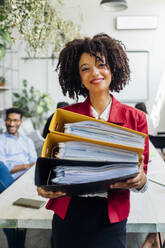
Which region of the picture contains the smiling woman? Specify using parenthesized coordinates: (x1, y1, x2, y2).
(37, 33, 149, 248)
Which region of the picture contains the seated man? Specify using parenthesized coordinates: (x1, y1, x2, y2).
(0, 107, 37, 180)
(0, 107, 37, 248)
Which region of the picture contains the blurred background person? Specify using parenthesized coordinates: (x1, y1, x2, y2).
(0, 107, 37, 180)
(42, 101, 69, 138)
(135, 102, 156, 136)
(0, 107, 37, 248)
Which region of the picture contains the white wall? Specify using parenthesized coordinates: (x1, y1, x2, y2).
(16, 0, 165, 131)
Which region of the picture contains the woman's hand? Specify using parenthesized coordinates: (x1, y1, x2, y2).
(37, 187, 66, 199)
(109, 156, 147, 190)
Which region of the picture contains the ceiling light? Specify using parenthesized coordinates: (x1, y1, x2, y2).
(100, 0, 128, 11)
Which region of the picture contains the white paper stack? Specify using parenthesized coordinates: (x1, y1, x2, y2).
(64, 120, 145, 148)
(56, 141, 139, 162)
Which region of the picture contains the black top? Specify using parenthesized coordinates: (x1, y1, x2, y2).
(42, 113, 53, 138)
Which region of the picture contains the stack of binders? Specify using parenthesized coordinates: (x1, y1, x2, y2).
(35, 109, 146, 196)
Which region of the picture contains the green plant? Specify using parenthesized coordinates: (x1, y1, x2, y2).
(13, 79, 54, 129)
(0, 14, 12, 86)
(0, 0, 82, 58)
(0, 15, 12, 60)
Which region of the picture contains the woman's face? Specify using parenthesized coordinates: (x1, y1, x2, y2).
(79, 52, 112, 95)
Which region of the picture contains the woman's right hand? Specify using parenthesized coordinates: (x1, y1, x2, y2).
(37, 187, 66, 199)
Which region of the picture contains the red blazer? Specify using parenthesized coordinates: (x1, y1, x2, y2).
(46, 95, 149, 223)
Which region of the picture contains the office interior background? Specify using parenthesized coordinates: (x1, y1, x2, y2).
(0, 0, 165, 134)
(0, 1, 165, 247)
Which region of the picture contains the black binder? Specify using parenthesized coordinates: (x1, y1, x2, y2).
(35, 157, 138, 196)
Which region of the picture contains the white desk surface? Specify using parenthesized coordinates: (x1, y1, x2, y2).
(0, 165, 53, 229)
(0, 142, 164, 231)
(128, 142, 165, 232)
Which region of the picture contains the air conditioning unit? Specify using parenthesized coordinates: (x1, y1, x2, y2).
(116, 16, 158, 30)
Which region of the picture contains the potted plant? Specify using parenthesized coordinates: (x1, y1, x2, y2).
(13, 79, 54, 130)
(0, 76, 5, 86)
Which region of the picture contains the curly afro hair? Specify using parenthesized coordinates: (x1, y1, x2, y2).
(56, 33, 130, 100)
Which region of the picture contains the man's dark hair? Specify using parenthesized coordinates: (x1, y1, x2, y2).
(56, 33, 130, 100)
(135, 102, 148, 114)
(57, 102, 69, 109)
(6, 108, 24, 119)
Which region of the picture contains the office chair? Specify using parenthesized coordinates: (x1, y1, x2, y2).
(149, 135, 165, 149)
(149, 134, 165, 160)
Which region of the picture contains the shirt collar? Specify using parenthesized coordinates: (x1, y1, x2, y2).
(82, 95, 126, 124)
(91, 101, 112, 121)
(5, 131, 20, 138)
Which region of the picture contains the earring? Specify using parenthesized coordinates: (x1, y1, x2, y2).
(81, 83, 85, 88)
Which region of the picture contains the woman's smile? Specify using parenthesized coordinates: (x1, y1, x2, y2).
(90, 77, 104, 84)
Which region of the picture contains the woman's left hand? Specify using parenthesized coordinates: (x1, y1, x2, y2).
(109, 156, 147, 190)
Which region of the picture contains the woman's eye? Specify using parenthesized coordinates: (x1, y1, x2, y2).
(99, 63, 107, 68)
(82, 67, 89, 72)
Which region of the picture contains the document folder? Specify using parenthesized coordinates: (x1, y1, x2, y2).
(49, 109, 145, 137)
(49, 109, 146, 150)
(55, 141, 139, 162)
(35, 157, 138, 195)
(35, 109, 146, 195)
(42, 129, 144, 158)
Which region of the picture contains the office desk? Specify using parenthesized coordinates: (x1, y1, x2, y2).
(128, 142, 165, 232)
(0, 142, 164, 232)
(0, 166, 53, 229)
